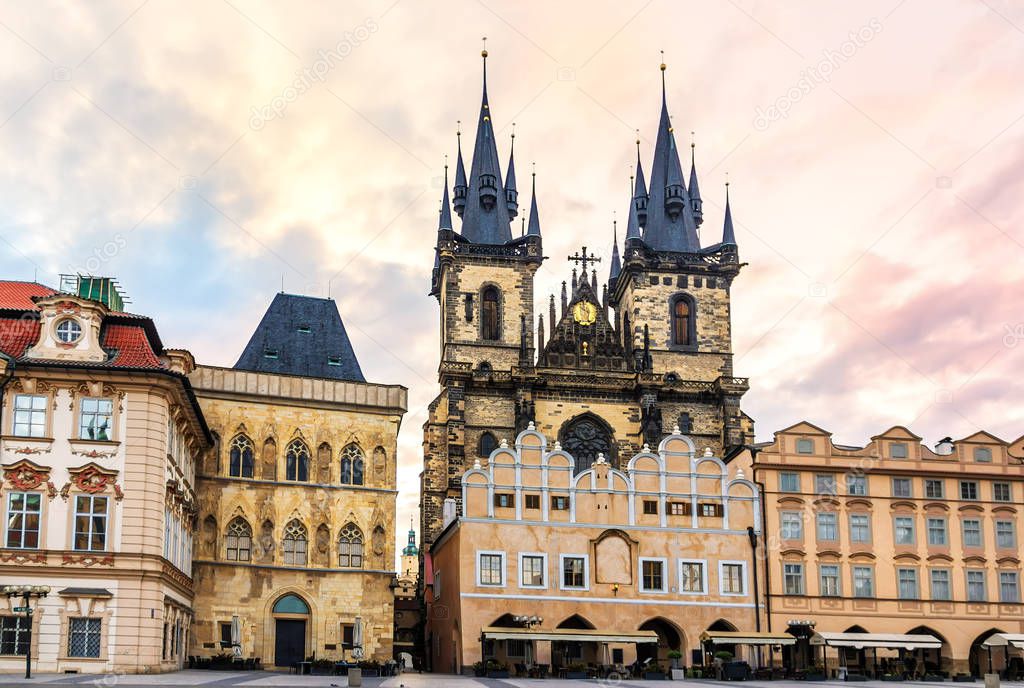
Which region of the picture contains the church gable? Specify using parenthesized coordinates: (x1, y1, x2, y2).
(538, 269, 626, 371)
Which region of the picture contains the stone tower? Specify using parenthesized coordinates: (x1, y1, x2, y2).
(420, 53, 752, 551)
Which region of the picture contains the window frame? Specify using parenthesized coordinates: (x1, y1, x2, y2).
(518, 552, 548, 590)
(897, 567, 919, 600)
(779, 472, 800, 493)
(819, 564, 841, 597)
(0, 615, 30, 657)
(5, 491, 42, 550)
(849, 513, 871, 543)
(719, 560, 748, 597)
(668, 293, 697, 350)
(337, 523, 364, 569)
(852, 565, 875, 598)
(967, 569, 987, 602)
(67, 617, 102, 658)
(639, 557, 668, 594)
(678, 558, 708, 595)
(796, 438, 814, 455)
(926, 517, 948, 546)
(891, 478, 912, 498)
(72, 494, 108, 552)
(780, 511, 803, 540)
(959, 480, 979, 501)
(477, 550, 506, 587)
(894, 516, 916, 545)
(993, 482, 1012, 503)
(930, 568, 952, 601)
(783, 562, 805, 596)
(224, 517, 252, 562)
(480, 285, 502, 341)
(999, 571, 1020, 603)
(924, 479, 945, 499)
(11, 394, 48, 438)
(77, 397, 114, 441)
(995, 520, 1016, 549)
(284, 439, 310, 482)
(814, 474, 837, 497)
(974, 446, 993, 463)
(816, 511, 838, 541)
(846, 474, 867, 496)
(890, 442, 908, 459)
(558, 553, 589, 591)
(961, 518, 983, 548)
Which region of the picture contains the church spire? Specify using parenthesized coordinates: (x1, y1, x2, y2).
(689, 135, 703, 228)
(504, 125, 518, 220)
(459, 42, 514, 245)
(526, 165, 541, 236)
(453, 122, 467, 218)
(608, 217, 621, 283)
(625, 177, 642, 242)
(633, 133, 648, 229)
(642, 55, 700, 253)
(439, 161, 453, 231)
(722, 180, 737, 246)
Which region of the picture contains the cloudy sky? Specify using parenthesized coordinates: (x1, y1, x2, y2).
(3, 0, 1023, 553)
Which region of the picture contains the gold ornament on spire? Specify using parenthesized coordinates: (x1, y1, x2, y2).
(482, 36, 488, 58)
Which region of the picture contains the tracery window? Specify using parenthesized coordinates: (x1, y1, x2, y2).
(225, 518, 252, 561)
(229, 435, 255, 478)
(340, 444, 364, 485)
(560, 416, 613, 475)
(285, 439, 310, 482)
(282, 520, 307, 565)
(338, 523, 364, 568)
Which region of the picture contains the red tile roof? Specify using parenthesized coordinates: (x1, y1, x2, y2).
(0, 317, 41, 358)
(0, 281, 56, 310)
(102, 323, 162, 368)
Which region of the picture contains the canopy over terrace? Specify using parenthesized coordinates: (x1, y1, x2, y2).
(982, 634, 1024, 649)
(701, 631, 797, 647)
(811, 632, 942, 650)
(482, 627, 659, 644)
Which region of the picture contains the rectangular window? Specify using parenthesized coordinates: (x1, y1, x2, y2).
(434, 570, 442, 600)
(853, 566, 874, 598)
(1000, 572, 1020, 603)
(5, 492, 41, 549)
(930, 569, 951, 601)
(506, 639, 527, 659)
(996, 520, 1016, 549)
(721, 562, 746, 595)
(927, 518, 948, 546)
(994, 482, 1012, 503)
(220, 622, 232, 647)
(975, 447, 993, 463)
(561, 556, 586, 589)
(781, 512, 803, 540)
(640, 559, 666, 592)
(816, 512, 837, 541)
(478, 553, 504, 586)
(642, 500, 658, 515)
(779, 472, 800, 493)
(73, 495, 108, 551)
(849, 514, 871, 543)
(960, 481, 979, 500)
(796, 439, 814, 454)
(892, 478, 912, 498)
(814, 474, 837, 496)
(962, 519, 982, 547)
(493, 493, 514, 509)
(550, 495, 569, 511)
(820, 565, 840, 597)
(890, 442, 908, 459)
(679, 560, 706, 593)
(894, 517, 915, 545)
(0, 616, 30, 656)
(524, 494, 540, 510)
(846, 475, 867, 496)
(967, 570, 987, 602)
(78, 397, 114, 440)
(68, 618, 102, 658)
(520, 554, 545, 588)
(700, 503, 722, 518)
(783, 563, 805, 595)
(897, 568, 919, 599)
(669, 502, 689, 516)
(12, 394, 47, 437)
(925, 480, 944, 499)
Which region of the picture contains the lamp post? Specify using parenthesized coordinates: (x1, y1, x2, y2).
(2, 584, 50, 679)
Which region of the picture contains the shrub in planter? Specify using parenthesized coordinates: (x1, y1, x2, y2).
(667, 650, 684, 669)
(311, 659, 335, 675)
(644, 663, 667, 680)
(472, 661, 486, 677)
(565, 662, 588, 679)
(715, 650, 735, 662)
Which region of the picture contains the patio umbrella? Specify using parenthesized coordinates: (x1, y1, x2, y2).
(353, 617, 364, 659)
(231, 615, 242, 658)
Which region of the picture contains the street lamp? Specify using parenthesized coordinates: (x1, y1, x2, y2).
(2, 584, 50, 679)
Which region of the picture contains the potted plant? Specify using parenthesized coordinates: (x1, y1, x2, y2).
(358, 659, 381, 677)
(565, 662, 588, 680)
(485, 659, 509, 678)
(644, 662, 667, 680)
(805, 662, 826, 681)
(311, 658, 335, 675)
(668, 650, 684, 669)
(471, 660, 486, 677)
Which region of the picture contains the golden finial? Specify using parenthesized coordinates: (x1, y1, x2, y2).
(482, 36, 488, 59)
(511, 122, 516, 140)
(725, 171, 730, 187)
(691, 130, 695, 149)
(668, 114, 673, 134)
(660, 50, 666, 71)
(635, 128, 640, 146)
(457, 119, 461, 137)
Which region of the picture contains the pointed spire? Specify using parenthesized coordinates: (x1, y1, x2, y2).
(438, 160, 453, 231)
(453, 122, 467, 218)
(560, 281, 568, 318)
(642, 55, 700, 253)
(722, 179, 736, 246)
(591, 269, 598, 294)
(689, 133, 703, 228)
(526, 165, 541, 237)
(460, 41, 514, 244)
(608, 217, 622, 282)
(548, 294, 556, 334)
(504, 125, 518, 219)
(537, 313, 545, 357)
(633, 133, 648, 228)
(625, 178, 642, 242)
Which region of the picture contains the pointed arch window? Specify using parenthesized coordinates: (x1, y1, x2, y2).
(285, 439, 310, 482)
(478, 432, 497, 458)
(340, 444, 365, 485)
(671, 294, 696, 347)
(229, 435, 255, 478)
(338, 523, 364, 568)
(225, 518, 252, 562)
(560, 414, 614, 475)
(282, 520, 308, 565)
(481, 286, 501, 341)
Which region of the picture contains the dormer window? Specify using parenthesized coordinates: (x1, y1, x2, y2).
(327, 356, 342, 366)
(297, 325, 311, 334)
(263, 349, 278, 359)
(890, 442, 908, 459)
(55, 318, 82, 344)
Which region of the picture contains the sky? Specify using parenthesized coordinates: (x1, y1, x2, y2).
(2, 0, 1023, 557)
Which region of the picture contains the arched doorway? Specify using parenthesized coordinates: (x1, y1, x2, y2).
(272, 594, 310, 668)
(907, 625, 950, 675)
(639, 617, 684, 668)
(553, 615, 597, 670)
(705, 619, 739, 665)
(839, 625, 870, 675)
(970, 629, 1006, 677)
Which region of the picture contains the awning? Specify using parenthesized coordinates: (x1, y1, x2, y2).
(810, 632, 941, 650)
(701, 631, 797, 646)
(481, 626, 658, 644)
(982, 634, 1024, 649)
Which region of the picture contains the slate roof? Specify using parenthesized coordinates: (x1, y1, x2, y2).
(234, 292, 365, 382)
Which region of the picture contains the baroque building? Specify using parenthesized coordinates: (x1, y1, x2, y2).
(420, 50, 753, 551)
(0, 277, 209, 674)
(188, 293, 407, 668)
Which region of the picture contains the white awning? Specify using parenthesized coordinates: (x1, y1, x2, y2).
(481, 626, 658, 644)
(982, 634, 1024, 649)
(810, 632, 941, 650)
(700, 631, 797, 646)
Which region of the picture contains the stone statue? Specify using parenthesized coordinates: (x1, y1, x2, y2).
(258, 520, 275, 563)
(373, 447, 386, 480)
(314, 525, 330, 566)
(317, 443, 331, 483)
(200, 516, 217, 558)
(261, 438, 277, 480)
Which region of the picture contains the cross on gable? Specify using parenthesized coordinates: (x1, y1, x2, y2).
(567, 246, 601, 274)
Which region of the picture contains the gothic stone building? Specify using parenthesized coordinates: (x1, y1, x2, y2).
(188, 293, 407, 668)
(420, 52, 754, 552)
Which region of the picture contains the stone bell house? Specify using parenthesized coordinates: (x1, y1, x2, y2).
(0, 277, 209, 674)
(187, 292, 407, 669)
